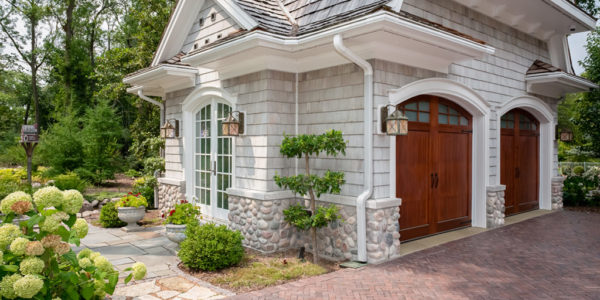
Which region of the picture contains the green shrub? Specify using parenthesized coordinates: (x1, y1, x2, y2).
(563, 171, 600, 207)
(142, 156, 165, 175)
(164, 201, 200, 225)
(115, 193, 148, 208)
(178, 223, 244, 271)
(0, 168, 25, 199)
(53, 172, 89, 192)
(133, 176, 157, 207)
(124, 169, 142, 177)
(573, 166, 585, 175)
(99, 201, 126, 228)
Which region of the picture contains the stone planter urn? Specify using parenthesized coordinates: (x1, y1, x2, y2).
(117, 206, 145, 232)
(165, 223, 187, 244)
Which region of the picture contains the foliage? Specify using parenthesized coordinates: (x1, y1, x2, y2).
(84, 191, 123, 203)
(274, 130, 346, 263)
(115, 192, 148, 208)
(178, 223, 244, 271)
(575, 0, 599, 17)
(53, 172, 88, 192)
(573, 165, 585, 176)
(99, 201, 126, 228)
(38, 115, 85, 174)
(78, 100, 124, 184)
(563, 167, 600, 206)
(142, 156, 165, 176)
(0, 187, 145, 299)
(124, 169, 141, 177)
(283, 204, 341, 231)
(132, 176, 156, 207)
(164, 200, 201, 225)
(0, 169, 28, 200)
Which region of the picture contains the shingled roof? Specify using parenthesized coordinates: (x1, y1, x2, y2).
(526, 60, 563, 75)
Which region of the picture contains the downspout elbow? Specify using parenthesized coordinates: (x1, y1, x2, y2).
(137, 89, 165, 127)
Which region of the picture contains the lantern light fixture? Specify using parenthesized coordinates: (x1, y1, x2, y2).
(559, 128, 574, 142)
(381, 105, 408, 136)
(160, 119, 179, 139)
(222, 111, 244, 137)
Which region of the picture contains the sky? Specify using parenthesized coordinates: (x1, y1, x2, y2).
(569, 32, 591, 75)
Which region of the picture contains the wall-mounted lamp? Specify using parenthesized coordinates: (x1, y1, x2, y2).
(160, 119, 179, 139)
(556, 125, 573, 142)
(222, 111, 245, 136)
(381, 105, 408, 136)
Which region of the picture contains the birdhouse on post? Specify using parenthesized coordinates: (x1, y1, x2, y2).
(20, 124, 39, 186)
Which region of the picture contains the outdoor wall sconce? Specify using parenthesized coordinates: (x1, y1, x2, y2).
(222, 111, 244, 136)
(381, 105, 408, 136)
(556, 126, 574, 142)
(160, 119, 179, 139)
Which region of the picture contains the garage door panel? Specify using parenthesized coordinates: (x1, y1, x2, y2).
(517, 134, 539, 211)
(397, 131, 430, 234)
(436, 131, 470, 223)
(501, 134, 516, 215)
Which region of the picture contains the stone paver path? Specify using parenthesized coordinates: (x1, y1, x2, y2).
(230, 211, 600, 299)
(78, 225, 232, 299)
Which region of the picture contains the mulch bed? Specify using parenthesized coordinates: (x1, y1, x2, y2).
(179, 248, 340, 293)
(564, 206, 600, 214)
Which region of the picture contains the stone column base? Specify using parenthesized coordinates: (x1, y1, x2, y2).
(366, 205, 401, 264)
(157, 178, 185, 217)
(486, 185, 506, 228)
(551, 177, 566, 210)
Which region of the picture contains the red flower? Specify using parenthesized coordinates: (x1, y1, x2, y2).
(161, 213, 165, 218)
(169, 209, 176, 216)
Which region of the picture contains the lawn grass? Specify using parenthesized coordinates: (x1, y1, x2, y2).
(84, 191, 124, 202)
(184, 249, 335, 293)
(213, 256, 327, 289)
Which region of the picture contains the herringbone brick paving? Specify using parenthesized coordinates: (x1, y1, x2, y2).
(229, 211, 600, 299)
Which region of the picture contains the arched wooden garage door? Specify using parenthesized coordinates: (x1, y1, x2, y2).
(500, 109, 539, 216)
(396, 95, 472, 241)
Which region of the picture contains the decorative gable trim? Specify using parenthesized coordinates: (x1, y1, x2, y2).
(152, 0, 258, 66)
(216, 0, 259, 30)
(386, 0, 404, 13)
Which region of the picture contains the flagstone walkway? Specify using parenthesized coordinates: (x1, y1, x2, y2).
(78, 225, 233, 300)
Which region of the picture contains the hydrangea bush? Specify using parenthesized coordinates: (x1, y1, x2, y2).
(0, 187, 147, 299)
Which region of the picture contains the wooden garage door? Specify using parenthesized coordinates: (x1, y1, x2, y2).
(501, 109, 539, 216)
(396, 95, 472, 241)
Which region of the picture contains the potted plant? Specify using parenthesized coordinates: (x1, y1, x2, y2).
(116, 192, 148, 232)
(163, 200, 201, 243)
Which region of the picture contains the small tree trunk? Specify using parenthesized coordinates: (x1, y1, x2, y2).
(305, 155, 318, 264)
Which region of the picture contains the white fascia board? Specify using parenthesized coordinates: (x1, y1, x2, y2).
(152, 0, 206, 66)
(386, 0, 404, 12)
(214, 0, 258, 30)
(123, 65, 198, 85)
(181, 11, 495, 66)
(549, 0, 596, 30)
(526, 72, 598, 90)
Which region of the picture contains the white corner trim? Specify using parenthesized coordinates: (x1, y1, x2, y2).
(214, 0, 259, 30)
(496, 95, 557, 211)
(387, 77, 490, 228)
(386, 0, 404, 12)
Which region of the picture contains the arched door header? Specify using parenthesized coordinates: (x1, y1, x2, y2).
(181, 86, 237, 112)
(497, 95, 553, 124)
(388, 78, 491, 116)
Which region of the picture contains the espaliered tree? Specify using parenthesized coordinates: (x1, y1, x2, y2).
(274, 130, 346, 263)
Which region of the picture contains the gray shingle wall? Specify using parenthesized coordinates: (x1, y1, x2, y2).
(181, 0, 242, 54)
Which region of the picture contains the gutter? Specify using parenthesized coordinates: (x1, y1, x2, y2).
(333, 34, 372, 263)
(137, 89, 165, 130)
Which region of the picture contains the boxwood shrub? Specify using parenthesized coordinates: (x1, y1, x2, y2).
(99, 201, 126, 228)
(178, 223, 244, 271)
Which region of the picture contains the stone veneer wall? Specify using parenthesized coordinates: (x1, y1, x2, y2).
(366, 206, 401, 263)
(227, 196, 295, 253)
(551, 177, 565, 210)
(157, 182, 185, 216)
(486, 185, 506, 228)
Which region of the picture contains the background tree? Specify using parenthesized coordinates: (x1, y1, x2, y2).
(274, 130, 346, 263)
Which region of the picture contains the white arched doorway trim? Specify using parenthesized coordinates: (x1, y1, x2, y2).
(388, 78, 491, 228)
(496, 95, 555, 211)
(181, 86, 238, 219)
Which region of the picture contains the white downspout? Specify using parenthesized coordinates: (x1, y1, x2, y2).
(333, 34, 373, 263)
(137, 89, 165, 127)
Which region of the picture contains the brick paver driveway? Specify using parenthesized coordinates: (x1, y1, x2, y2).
(230, 211, 600, 299)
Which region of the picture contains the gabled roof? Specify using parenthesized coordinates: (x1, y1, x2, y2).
(526, 60, 563, 75)
(525, 60, 597, 98)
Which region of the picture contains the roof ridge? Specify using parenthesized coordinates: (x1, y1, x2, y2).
(276, 0, 299, 35)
